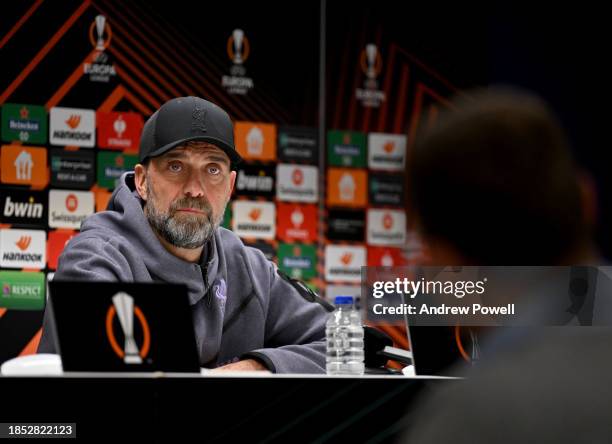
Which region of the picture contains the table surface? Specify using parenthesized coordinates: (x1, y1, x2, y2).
(0, 373, 458, 443)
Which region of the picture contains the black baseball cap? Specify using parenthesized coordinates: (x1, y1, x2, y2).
(139, 96, 242, 167)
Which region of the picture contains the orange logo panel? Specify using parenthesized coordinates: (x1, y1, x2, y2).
(95, 189, 112, 212)
(234, 122, 277, 161)
(327, 168, 367, 208)
(1, 145, 48, 187)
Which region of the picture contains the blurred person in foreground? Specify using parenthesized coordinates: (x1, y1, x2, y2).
(400, 87, 612, 442)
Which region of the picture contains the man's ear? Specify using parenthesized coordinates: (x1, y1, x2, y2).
(229, 170, 237, 195)
(134, 163, 148, 201)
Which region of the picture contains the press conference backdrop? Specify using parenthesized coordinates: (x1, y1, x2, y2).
(0, 0, 487, 362)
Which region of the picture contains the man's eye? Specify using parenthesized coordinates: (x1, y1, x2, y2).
(208, 166, 220, 175)
(169, 163, 182, 172)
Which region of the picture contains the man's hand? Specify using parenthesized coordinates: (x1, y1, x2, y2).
(212, 359, 270, 372)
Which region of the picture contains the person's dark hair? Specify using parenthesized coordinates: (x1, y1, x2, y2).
(408, 87, 587, 264)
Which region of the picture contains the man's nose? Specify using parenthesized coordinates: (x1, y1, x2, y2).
(183, 171, 206, 198)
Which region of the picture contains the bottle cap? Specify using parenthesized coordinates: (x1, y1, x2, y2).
(334, 296, 354, 305)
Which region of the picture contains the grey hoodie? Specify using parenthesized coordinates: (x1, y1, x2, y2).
(38, 172, 332, 373)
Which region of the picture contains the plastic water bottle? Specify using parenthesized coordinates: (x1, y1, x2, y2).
(326, 296, 365, 375)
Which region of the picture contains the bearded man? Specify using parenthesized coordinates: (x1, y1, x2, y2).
(38, 97, 331, 373)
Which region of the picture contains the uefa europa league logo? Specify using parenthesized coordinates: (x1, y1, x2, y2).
(232, 29, 245, 64)
(89, 14, 112, 52)
(95, 15, 107, 51)
(227, 28, 250, 66)
(112, 292, 142, 364)
(365, 44, 378, 79)
(356, 42, 385, 107)
(223, 28, 253, 93)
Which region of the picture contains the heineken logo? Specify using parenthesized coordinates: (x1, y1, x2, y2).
(1, 103, 47, 144)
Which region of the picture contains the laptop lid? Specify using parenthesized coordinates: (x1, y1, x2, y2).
(401, 267, 478, 376)
(49, 281, 200, 373)
(406, 325, 476, 376)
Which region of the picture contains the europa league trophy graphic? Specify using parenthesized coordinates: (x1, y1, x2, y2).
(94, 15, 107, 51)
(112, 292, 142, 364)
(365, 44, 378, 79)
(232, 29, 244, 65)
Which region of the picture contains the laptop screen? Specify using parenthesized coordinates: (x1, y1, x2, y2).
(407, 325, 479, 376)
(49, 281, 200, 373)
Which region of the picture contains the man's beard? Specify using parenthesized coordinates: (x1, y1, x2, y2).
(144, 177, 226, 249)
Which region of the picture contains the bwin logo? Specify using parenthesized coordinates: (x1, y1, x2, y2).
(4, 196, 43, 219)
(236, 170, 273, 192)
